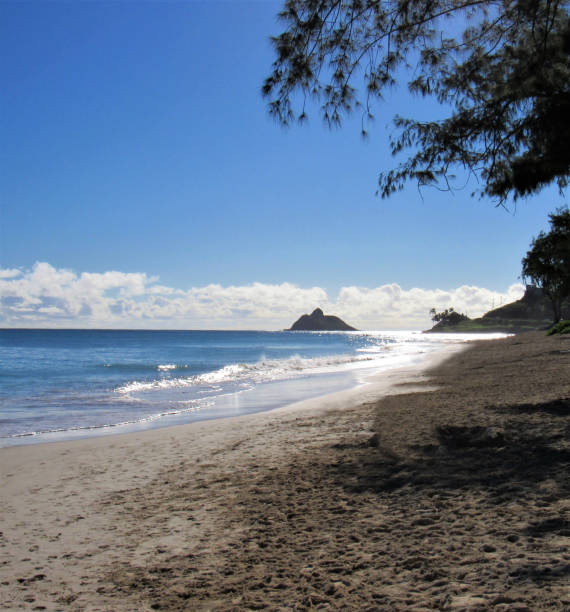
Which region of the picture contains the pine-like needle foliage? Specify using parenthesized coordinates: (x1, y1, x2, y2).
(522, 208, 570, 322)
(263, 0, 570, 204)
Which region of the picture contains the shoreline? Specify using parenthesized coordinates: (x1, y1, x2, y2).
(1, 333, 568, 610)
(0, 337, 469, 449)
(0, 341, 463, 467)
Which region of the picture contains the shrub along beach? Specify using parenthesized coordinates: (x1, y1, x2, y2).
(1, 330, 568, 610)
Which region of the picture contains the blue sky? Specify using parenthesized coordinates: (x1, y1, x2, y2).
(0, 1, 566, 329)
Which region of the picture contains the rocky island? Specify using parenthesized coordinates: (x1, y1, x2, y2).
(288, 308, 357, 331)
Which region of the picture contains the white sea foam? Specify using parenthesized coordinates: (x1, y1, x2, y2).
(116, 353, 379, 395)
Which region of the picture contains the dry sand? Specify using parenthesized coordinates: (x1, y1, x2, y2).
(0, 332, 568, 611)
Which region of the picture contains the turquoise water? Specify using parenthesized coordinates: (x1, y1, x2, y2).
(0, 329, 495, 446)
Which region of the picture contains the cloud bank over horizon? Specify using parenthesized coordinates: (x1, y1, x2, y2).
(1, 263, 525, 330)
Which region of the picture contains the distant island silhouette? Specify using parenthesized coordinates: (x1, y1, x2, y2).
(288, 308, 357, 331)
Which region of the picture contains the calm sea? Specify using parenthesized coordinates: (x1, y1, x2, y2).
(0, 329, 504, 447)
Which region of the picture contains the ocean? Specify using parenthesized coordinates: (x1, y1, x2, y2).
(0, 329, 506, 447)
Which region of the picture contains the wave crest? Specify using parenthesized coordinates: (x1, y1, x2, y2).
(116, 353, 377, 395)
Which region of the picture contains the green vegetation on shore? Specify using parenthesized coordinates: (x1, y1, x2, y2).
(547, 320, 570, 335)
(522, 209, 570, 324)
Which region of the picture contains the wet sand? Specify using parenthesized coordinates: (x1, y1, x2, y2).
(1, 332, 568, 611)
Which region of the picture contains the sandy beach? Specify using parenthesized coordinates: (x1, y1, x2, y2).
(1, 331, 568, 611)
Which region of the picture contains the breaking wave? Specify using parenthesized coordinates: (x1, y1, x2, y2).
(116, 353, 379, 395)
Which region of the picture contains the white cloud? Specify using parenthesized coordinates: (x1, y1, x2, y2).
(0, 268, 21, 279)
(0, 262, 525, 330)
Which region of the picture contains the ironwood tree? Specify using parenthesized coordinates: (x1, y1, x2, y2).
(263, 0, 570, 204)
(522, 208, 570, 323)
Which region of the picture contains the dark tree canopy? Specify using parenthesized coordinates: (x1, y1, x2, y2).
(429, 307, 469, 325)
(522, 208, 570, 322)
(263, 0, 570, 204)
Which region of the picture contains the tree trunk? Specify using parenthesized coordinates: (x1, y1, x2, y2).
(550, 296, 562, 324)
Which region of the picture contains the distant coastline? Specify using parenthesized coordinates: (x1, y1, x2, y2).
(425, 285, 568, 333)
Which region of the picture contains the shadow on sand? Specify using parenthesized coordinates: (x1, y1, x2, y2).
(329, 397, 570, 587)
(333, 398, 569, 500)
